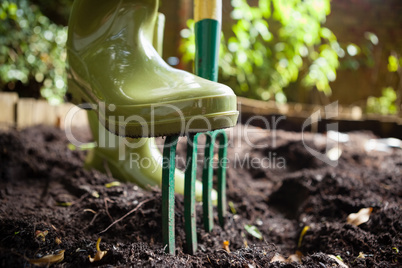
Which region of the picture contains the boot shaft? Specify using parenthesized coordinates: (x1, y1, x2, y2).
(66, 0, 239, 137)
(67, 0, 166, 105)
(68, 0, 159, 51)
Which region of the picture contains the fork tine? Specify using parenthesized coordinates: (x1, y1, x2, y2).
(184, 133, 200, 254)
(162, 135, 179, 255)
(202, 132, 214, 232)
(203, 130, 229, 229)
(215, 130, 228, 227)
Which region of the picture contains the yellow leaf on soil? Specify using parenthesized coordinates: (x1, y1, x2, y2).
(222, 240, 231, 253)
(89, 237, 107, 263)
(29, 250, 65, 266)
(298, 226, 310, 248)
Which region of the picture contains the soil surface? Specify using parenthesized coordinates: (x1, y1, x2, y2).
(0, 125, 401, 267)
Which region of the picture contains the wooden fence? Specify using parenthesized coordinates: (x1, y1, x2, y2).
(238, 97, 402, 138)
(0, 92, 88, 130)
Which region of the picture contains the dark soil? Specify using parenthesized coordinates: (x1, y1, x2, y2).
(0, 125, 401, 267)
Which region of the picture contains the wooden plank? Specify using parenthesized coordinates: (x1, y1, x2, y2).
(0, 92, 19, 129)
(16, 98, 36, 129)
(237, 96, 399, 123)
(56, 103, 88, 130)
(14, 99, 88, 130)
(31, 100, 59, 127)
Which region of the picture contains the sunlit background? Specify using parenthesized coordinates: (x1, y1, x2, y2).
(1, 0, 401, 116)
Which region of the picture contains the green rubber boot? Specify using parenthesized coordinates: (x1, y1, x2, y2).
(67, 0, 238, 138)
(75, 2, 218, 201)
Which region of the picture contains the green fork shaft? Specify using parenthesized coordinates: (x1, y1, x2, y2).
(194, 0, 222, 81)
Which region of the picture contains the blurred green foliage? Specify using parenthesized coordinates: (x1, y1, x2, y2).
(1, 0, 398, 116)
(387, 55, 401, 73)
(366, 54, 401, 115)
(180, 0, 341, 103)
(339, 32, 379, 71)
(366, 87, 398, 115)
(30, 0, 73, 26)
(0, 0, 68, 104)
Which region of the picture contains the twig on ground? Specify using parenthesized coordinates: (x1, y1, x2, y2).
(83, 212, 99, 230)
(69, 193, 90, 207)
(98, 198, 154, 234)
(104, 197, 114, 222)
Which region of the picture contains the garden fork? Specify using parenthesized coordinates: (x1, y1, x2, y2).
(161, 0, 231, 255)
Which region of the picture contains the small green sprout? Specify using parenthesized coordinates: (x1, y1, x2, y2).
(91, 191, 100, 198)
(105, 181, 121, 188)
(228, 201, 237, 214)
(244, 224, 263, 240)
(57, 202, 72, 207)
(336, 255, 344, 262)
(68, 142, 96, 151)
(67, 143, 76, 151)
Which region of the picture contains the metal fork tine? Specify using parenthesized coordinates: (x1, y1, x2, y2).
(215, 130, 228, 227)
(162, 130, 229, 255)
(202, 132, 214, 232)
(184, 133, 199, 254)
(162, 135, 179, 255)
(202, 130, 229, 229)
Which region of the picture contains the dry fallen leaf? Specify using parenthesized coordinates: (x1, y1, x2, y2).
(270, 251, 303, 264)
(35, 230, 48, 242)
(347, 207, 373, 226)
(298, 226, 310, 248)
(287, 253, 302, 263)
(89, 237, 107, 263)
(222, 240, 231, 253)
(328, 254, 348, 268)
(29, 249, 65, 266)
(270, 254, 286, 263)
(243, 239, 249, 248)
(357, 252, 366, 259)
(55, 237, 62, 245)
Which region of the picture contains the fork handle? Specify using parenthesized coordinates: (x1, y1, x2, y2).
(194, 0, 222, 82)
